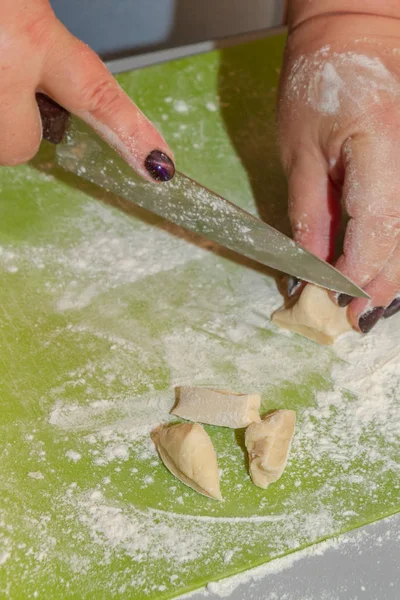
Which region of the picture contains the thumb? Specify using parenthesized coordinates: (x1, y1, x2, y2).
(41, 21, 175, 183)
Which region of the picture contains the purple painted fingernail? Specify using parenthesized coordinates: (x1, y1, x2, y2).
(358, 307, 384, 333)
(144, 150, 175, 182)
(336, 293, 354, 308)
(287, 276, 302, 297)
(383, 296, 400, 319)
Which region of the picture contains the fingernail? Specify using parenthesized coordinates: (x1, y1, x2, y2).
(287, 276, 302, 297)
(335, 293, 354, 308)
(383, 296, 400, 319)
(358, 307, 384, 334)
(144, 150, 175, 182)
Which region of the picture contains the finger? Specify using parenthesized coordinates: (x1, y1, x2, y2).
(287, 150, 341, 261)
(285, 149, 341, 296)
(41, 22, 174, 182)
(0, 92, 42, 166)
(347, 240, 400, 331)
(335, 136, 400, 294)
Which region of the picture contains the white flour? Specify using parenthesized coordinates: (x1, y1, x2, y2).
(0, 199, 208, 312)
(174, 100, 190, 114)
(10, 181, 394, 597)
(27, 472, 44, 480)
(287, 49, 399, 116)
(0, 74, 398, 597)
(74, 489, 210, 565)
(39, 247, 399, 598)
(65, 450, 82, 462)
(206, 102, 218, 112)
(288, 318, 400, 476)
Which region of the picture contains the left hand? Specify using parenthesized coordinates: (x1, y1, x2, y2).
(278, 7, 400, 333)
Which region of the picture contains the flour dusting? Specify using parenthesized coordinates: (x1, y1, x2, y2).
(174, 100, 190, 114)
(66, 450, 82, 462)
(11, 199, 397, 598)
(38, 246, 399, 598)
(27, 472, 44, 480)
(0, 43, 398, 599)
(74, 489, 210, 565)
(288, 49, 399, 115)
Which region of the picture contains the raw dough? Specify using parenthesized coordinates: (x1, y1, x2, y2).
(272, 284, 353, 345)
(153, 422, 222, 500)
(172, 387, 261, 428)
(245, 409, 296, 489)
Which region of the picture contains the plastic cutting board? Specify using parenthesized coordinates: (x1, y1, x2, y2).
(0, 34, 399, 599)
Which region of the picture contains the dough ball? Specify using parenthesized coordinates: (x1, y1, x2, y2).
(153, 422, 222, 500)
(272, 284, 353, 345)
(245, 409, 296, 489)
(172, 387, 261, 428)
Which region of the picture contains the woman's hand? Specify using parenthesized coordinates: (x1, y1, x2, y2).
(279, 3, 400, 332)
(0, 0, 175, 182)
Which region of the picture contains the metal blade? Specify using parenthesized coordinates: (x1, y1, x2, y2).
(56, 119, 368, 298)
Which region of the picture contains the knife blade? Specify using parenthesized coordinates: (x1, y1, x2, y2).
(35, 94, 366, 299)
(52, 117, 368, 298)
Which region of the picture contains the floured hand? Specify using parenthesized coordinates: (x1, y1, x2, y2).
(279, 2, 400, 333)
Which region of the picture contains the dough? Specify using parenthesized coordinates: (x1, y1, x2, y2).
(245, 409, 296, 489)
(153, 422, 222, 500)
(172, 387, 261, 428)
(272, 284, 353, 345)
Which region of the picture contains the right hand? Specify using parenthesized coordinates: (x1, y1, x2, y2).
(0, 0, 175, 182)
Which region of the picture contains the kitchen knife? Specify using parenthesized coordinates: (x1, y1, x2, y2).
(37, 94, 368, 298)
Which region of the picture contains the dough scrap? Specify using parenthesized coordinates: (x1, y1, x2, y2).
(245, 409, 296, 489)
(172, 387, 261, 428)
(272, 284, 353, 345)
(153, 422, 222, 500)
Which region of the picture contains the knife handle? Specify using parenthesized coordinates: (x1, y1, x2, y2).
(36, 93, 70, 144)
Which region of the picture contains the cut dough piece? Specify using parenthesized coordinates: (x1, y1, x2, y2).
(172, 387, 261, 428)
(245, 409, 296, 489)
(153, 422, 222, 500)
(272, 284, 353, 345)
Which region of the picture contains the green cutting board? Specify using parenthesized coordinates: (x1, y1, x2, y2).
(0, 34, 399, 599)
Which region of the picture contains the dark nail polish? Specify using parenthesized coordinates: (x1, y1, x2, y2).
(36, 93, 70, 144)
(358, 307, 384, 334)
(336, 293, 354, 308)
(287, 276, 302, 297)
(144, 150, 175, 182)
(383, 296, 400, 319)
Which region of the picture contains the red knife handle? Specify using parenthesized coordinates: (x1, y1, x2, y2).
(36, 93, 70, 144)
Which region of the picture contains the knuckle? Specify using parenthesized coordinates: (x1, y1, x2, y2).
(385, 270, 400, 290)
(80, 79, 122, 115)
(367, 101, 400, 132)
(24, 13, 56, 50)
(386, 266, 400, 288)
(369, 215, 400, 235)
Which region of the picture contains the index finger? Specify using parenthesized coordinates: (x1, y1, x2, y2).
(41, 21, 175, 183)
